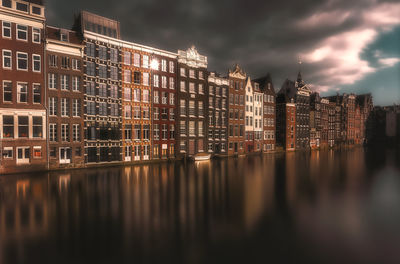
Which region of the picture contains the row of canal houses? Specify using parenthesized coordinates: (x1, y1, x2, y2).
(0, 0, 373, 174)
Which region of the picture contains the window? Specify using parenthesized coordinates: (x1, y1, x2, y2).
(133, 89, 140, 102)
(180, 68, 186, 76)
(17, 147, 30, 164)
(110, 103, 118, 116)
(18, 116, 28, 138)
(99, 46, 107, 60)
(61, 124, 69, 142)
(60, 32, 68, 42)
(124, 88, 131, 101)
(2, 21, 11, 38)
(61, 56, 69, 69)
(189, 121, 195, 136)
(170, 93, 175, 105)
(154, 124, 159, 140)
(161, 76, 167, 88)
(124, 51, 131, 65)
(60, 75, 69, 90)
(2, 50, 11, 69)
(49, 97, 57, 115)
(123, 70, 131, 83)
(125, 125, 132, 140)
(3, 116, 14, 138)
(143, 107, 149, 119)
(134, 125, 141, 140)
(154, 91, 159, 103)
(73, 124, 80, 141)
(17, 83, 27, 103)
(87, 101, 95, 115)
(99, 83, 107, 97)
(72, 59, 80, 70)
(161, 108, 168, 120)
(72, 76, 80, 91)
(110, 66, 118, 80)
(16, 2, 28, 12)
(86, 62, 95, 76)
(49, 124, 57, 141)
(153, 107, 159, 120)
(170, 124, 175, 139)
(143, 90, 149, 102)
(169, 108, 174, 120)
(189, 82, 195, 93)
(142, 55, 149, 68)
(17, 25, 28, 40)
(124, 105, 131, 119)
(99, 102, 107, 116)
(198, 121, 204, 136)
(180, 99, 186, 116)
(134, 71, 141, 84)
(161, 92, 167, 104)
(31, 54, 40, 72)
(143, 72, 149, 86)
(134, 106, 141, 119)
(2, 0, 11, 8)
(33, 84, 41, 103)
(61, 98, 69, 116)
(17, 52, 28, 70)
(3, 147, 13, 159)
(189, 100, 195, 116)
(180, 81, 186, 92)
(169, 77, 175, 90)
(133, 53, 140, 67)
(72, 99, 80, 117)
(32, 117, 42, 138)
(99, 64, 107, 79)
(198, 101, 203, 116)
(49, 55, 57, 67)
(110, 48, 118, 63)
(180, 121, 186, 136)
(162, 124, 168, 140)
(32, 28, 40, 43)
(32, 6, 41, 15)
(153, 74, 159, 87)
(86, 42, 95, 57)
(110, 84, 118, 98)
(86, 81, 95, 96)
(189, 69, 195, 78)
(3, 81, 12, 102)
(199, 71, 204, 79)
(198, 83, 204, 94)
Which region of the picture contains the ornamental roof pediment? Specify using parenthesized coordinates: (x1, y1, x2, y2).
(229, 64, 246, 79)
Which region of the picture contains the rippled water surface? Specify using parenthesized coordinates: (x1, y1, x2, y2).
(1, 147, 400, 264)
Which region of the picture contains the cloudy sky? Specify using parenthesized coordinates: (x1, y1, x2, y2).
(46, 0, 400, 106)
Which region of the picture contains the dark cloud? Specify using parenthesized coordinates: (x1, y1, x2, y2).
(46, 0, 400, 104)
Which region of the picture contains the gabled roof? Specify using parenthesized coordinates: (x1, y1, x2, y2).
(254, 73, 275, 95)
(277, 79, 296, 103)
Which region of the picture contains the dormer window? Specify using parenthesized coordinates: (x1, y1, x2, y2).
(60, 31, 68, 42)
(16, 2, 28, 12)
(2, 0, 11, 7)
(32, 6, 41, 15)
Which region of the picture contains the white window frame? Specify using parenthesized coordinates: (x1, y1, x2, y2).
(59, 147, 71, 164)
(17, 82, 27, 103)
(16, 147, 30, 164)
(16, 24, 28, 41)
(72, 76, 79, 91)
(2, 21, 11, 38)
(169, 61, 175, 73)
(32, 54, 41, 72)
(2, 49, 12, 69)
(16, 52, 28, 71)
(32, 27, 40, 44)
(3, 147, 13, 159)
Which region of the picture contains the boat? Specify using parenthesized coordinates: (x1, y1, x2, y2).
(192, 153, 211, 161)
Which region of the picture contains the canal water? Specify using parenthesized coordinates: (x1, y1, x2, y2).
(0, 147, 399, 264)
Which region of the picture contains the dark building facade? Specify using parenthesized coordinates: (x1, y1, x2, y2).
(45, 26, 84, 169)
(276, 98, 296, 151)
(176, 46, 207, 158)
(150, 52, 177, 160)
(75, 11, 122, 163)
(228, 64, 246, 155)
(277, 72, 311, 150)
(0, 0, 47, 173)
(207, 72, 228, 155)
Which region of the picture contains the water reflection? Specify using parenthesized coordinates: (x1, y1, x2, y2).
(0, 147, 399, 263)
